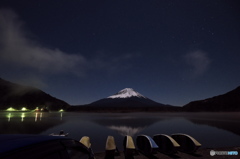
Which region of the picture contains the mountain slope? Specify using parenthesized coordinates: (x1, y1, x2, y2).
(0, 78, 70, 111)
(183, 86, 240, 111)
(68, 88, 179, 112)
(108, 88, 146, 99)
(89, 88, 166, 107)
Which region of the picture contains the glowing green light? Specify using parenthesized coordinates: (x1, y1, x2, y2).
(6, 107, 17, 111)
(59, 109, 64, 112)
(21, 107, 27, 111)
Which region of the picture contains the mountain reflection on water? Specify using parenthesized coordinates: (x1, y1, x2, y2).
(93, 116, 162, 136)
(0, 112, 240, 152)
(107, 126, 145, 136)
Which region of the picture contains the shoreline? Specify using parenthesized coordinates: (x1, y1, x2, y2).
(94, 147, 240, 159)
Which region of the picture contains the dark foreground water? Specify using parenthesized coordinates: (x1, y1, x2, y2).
(0, 112, 240, 152)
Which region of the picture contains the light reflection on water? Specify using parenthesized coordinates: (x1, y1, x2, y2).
(0, 112, 240, 152)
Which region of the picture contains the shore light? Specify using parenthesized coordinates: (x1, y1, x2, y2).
(21, 107, 27, 111)
(59, 109, 64, 112)
(6, 107, 16, 111)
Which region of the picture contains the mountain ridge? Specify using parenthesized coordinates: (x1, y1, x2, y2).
(87, 87, 171, 107)
(1, 77, 240, 112)
(183, 86, 240, 111)
(68, 88, 179, 112)
(0, 78, 70, 111)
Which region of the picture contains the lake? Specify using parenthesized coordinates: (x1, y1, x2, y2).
(0, 112, 240, 152)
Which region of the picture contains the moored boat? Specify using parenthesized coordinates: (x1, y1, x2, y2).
(105, 136, 120, 159)
(80, 136, 95, 159)
(0, 134, 94, 159)
(136, 135, 158, 156)
(153, 134, 180, 154)
(171, 133, 201, 153)
(123, 135, 138, 158)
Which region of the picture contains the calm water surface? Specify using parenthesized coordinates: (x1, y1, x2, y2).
(0, 112, 240, 152)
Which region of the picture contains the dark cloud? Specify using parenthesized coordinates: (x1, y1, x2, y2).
(0, 9, 86, 74)
(0, 9, 140, 88)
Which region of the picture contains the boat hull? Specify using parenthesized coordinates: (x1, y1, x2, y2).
(153, 134, 180, 154)
(171, 133, 201, 153)
(136, 135, 158, 156)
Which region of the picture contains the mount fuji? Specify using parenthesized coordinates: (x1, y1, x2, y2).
(89, 88, 164, 107)
(107, 88, 146, 99)
(69, 88, 177, 112)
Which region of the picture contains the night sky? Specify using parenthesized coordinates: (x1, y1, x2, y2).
(0, 0, 239, 106)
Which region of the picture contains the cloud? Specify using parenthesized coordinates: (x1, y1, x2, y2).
(0, 9, 141, 89)
(0, 9, 139, 75)
(0, 9, 86, 74)
(184, 50, 210, 76)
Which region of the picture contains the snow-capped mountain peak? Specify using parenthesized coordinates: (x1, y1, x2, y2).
(108, 88, 146, 99)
